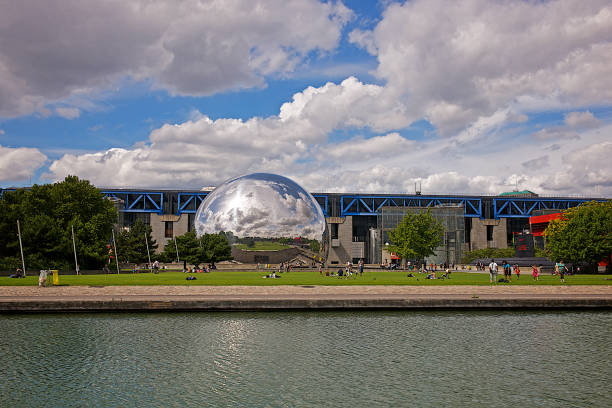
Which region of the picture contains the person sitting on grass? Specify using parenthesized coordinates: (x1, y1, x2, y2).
(9, 268, 24, 278)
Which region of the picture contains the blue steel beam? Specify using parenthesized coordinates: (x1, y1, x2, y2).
(3, 187, 605, 220)
(0, 188, 17, 199)
(101, 191, 164, 214)
(493, 197, 604, 218)
(312, 194, 328, 217)
(176, 192, 329, 216)
(177, 192, 209, 214)
(340, 195, 483, 218)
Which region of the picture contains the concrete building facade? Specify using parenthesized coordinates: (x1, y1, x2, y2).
(103, 189, 604, 264)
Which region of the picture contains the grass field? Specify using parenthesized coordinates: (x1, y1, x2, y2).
(1, 270, 610, 286)
(233, 242, 290, 250)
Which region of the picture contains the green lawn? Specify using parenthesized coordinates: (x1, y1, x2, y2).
(1, 270, 610, 286)
(234, 242, 290, 251)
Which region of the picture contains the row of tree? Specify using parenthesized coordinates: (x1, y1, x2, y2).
(0, 176, 117, 270)
(100, 221, 232, 269)
(0, 176, 232, 271)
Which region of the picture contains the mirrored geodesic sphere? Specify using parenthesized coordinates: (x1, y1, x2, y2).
(195, 173, 328, 263)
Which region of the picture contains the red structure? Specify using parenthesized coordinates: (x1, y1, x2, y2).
(529, 213, 562, 236)
(530, 212, 610, 270)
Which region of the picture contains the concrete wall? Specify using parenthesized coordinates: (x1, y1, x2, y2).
(230, 247, 304, 264)
(470, 218, 507, 250)
(150, 214, 190, 254)
(326, 216, 353, 264)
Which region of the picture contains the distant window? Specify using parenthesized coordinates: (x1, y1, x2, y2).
(165, 221, 173, 238)
(486, 225, 494, 241)
(331, 223, 339, 239)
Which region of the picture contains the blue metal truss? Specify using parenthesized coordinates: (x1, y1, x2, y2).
(101, 190, 164, 214)
(493, 197, 602, 218)
(4, 187, 607, 220)
(175, 192, 328, 216)
(177, 192, 209, 214)
(340, 195, 483, 218)
(312, 194, 328, 217)
(0, 188, 17, 199)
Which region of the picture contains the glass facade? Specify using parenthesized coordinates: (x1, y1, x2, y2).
(118, 212, 150, 228)
(376, 206, 465, 265)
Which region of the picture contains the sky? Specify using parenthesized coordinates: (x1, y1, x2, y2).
(0, 0, 611, 197)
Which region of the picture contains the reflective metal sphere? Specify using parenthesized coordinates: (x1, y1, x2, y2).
(195, 173, 328, 262)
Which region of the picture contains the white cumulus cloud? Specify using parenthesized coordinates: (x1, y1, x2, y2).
(0, 145, 47, 182)
(0, 0, 352, 117)
(351, 0, 612, 133)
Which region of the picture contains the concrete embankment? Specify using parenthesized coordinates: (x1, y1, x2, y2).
(1, 286, 611, 312)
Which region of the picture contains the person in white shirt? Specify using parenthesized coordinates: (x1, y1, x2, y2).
(488, 259, 498, 284)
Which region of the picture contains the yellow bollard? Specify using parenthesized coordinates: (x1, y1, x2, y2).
(52, 270, 59, 285)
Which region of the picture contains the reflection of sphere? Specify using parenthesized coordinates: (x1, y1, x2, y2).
(195, 173, 328, 262)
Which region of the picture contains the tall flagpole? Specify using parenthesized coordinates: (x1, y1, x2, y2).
(174, 236, 180, 263)
(145, 232, 152, 273)
(17, 220, 26, 277)
(71, 225, 79, 275)
(111, 229, 120, 274)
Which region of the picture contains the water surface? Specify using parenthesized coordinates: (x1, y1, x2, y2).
(1, 311, 610, 407)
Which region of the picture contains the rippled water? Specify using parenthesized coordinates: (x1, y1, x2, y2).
(1, 311, 611, 407)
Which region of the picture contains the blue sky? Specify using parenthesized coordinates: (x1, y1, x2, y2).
(1, 0, 611, 196)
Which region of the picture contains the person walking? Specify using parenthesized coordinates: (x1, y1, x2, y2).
(153, 260, 159, 274)
(358, 259, 364, 276)
(558, 260, 567, 283)
(488, 259, 498, 284)
(504, 261, 512, 281)
(514, 264, 520, 280)
(532, 264, 540, 281)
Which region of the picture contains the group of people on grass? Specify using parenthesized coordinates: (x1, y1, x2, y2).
(318, 259, 365, 279)
(487, 259, 569, 283)
(185, 264, 212, 273)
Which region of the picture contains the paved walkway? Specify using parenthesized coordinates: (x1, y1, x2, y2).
(1, 285, 610, 312)
(2, 284, 612, 297)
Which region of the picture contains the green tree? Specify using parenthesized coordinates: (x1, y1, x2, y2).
(115, 220, 158, 264)
(159, 231, 200, 264)
(160, 231, 232, 266)
(0, 176, 117, 270)
(201, 233, 232, 264)
(544, 201, 612, 271)
(387, 210, 444, 263)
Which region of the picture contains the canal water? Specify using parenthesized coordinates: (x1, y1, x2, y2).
(1, 311, 610, 407)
